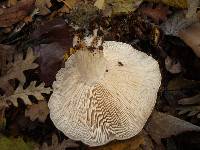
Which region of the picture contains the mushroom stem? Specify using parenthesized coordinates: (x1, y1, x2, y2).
(75, 49, 107, 83)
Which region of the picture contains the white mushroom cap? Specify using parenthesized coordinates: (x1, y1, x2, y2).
(48, 41, 161, 146)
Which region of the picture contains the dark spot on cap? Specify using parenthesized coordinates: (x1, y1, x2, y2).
(105, 69, 108, 72)
(118, 61, 124, 66)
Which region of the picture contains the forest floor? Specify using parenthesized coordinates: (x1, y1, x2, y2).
(0, 0, 200, 150)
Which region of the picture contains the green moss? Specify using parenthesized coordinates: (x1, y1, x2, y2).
(0, 137, 35, 150)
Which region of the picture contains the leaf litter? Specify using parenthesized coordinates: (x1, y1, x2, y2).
(0, 0, 200, 149)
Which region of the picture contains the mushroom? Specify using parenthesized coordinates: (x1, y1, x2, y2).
(48, 35, 161, 146)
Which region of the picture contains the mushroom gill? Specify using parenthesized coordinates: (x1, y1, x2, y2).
(48, 38, 161, 146)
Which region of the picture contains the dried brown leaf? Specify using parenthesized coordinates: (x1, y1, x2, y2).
(177, 94, 200, 118)
(104, 0, 142, 15)
(0, 81, 52, 107)
(179, 23, 200, 58)
(0, 44, 15, 76)
(7, 0, 17, 7)
(94, 0, 105, 9)
(88, 130, 154, 150)
(179, 94, 200, 105)
(25, 101, 49, 122)
(58, 0, 76, 9)
(0, 48, 38, 95)
(144, 0, 188, 8)
(0, 0, 34, 27)
(145, 111, 200, 145)
(36, 134, 79, 150)
(141, 4, 169, 23)
(35, 0, 52, 15)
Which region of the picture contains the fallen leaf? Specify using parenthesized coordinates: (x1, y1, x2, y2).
(87, 130, 153, 150)
(0, 81, 52, 107)
(7, 0, 17, 7)
(0, 44, 15, 76)
(104, 0, 142, 15)
(144, 0, 188, 8)
(31, 18, 74, 86)
(179, 94, 200, 105)
(0, 48, 38, 95)
(25, 101, 49, 122)
(35, 43, 68, 86)
(57, 5, 70, 14)
(36, 134, 79, 150)
(141, 4, 169, 23)
(179, 23, 200, 58)
(177, 94, 200, 118)
(57, 0, 76, 9)
(145, 111, 200, 145)
(0, 101, 7, 130)
(167, 131, 200, 149)
(35, 0, 52, 15)
(94, 0, 105, 10)
(167, 77, 200, 91)
(0, 0, 34, 27)
(165, 56, 182, 74)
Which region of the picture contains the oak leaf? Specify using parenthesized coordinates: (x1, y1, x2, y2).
(0, 48, 38, 95)
(0, 81, 52, 107)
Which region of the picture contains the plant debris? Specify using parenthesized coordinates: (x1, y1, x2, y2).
(0, 0, 200, 149)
